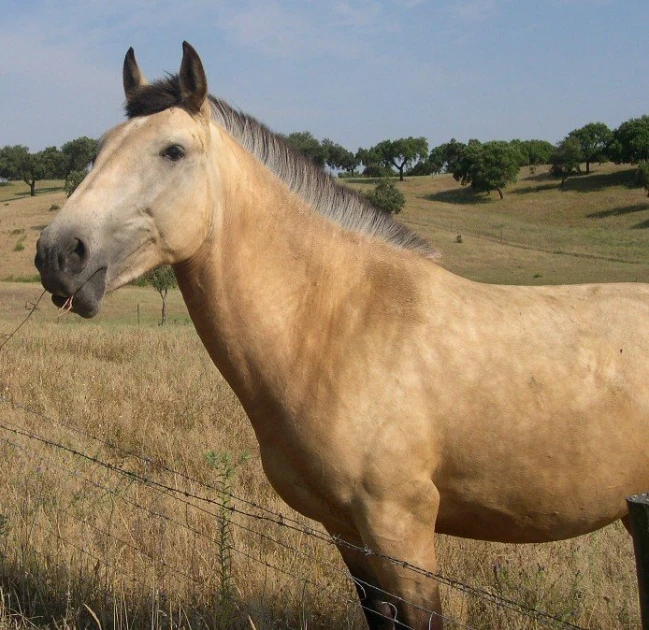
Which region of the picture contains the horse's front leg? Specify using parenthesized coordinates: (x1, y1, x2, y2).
(326, 525, 397, 629)
(354, 479, 444, 630)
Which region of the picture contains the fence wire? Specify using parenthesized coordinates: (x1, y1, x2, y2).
(0, 420, 451, 629)
(0, 395, 589, 630)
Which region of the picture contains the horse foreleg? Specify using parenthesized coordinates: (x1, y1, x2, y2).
(355, 479, 444, 630)
(326, 525, 396, 629)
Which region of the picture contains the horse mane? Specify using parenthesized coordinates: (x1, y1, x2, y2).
(125, 75, 436, 258)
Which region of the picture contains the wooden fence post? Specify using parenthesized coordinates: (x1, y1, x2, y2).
(627, 493, 649, 629)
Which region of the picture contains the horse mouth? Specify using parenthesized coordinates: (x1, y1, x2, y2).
(51, 267, 108, 319)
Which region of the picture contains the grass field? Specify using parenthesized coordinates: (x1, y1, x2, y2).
(3, 165, 649, 285)
(0, 165, 646, 628)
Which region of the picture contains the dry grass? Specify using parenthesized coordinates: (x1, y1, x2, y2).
(0, 165, 645, 628)
(0, 297, 639, 629)
(0, 298, 360, 629)
(0, 181, 66, 282)
(0, 298, 639, 629)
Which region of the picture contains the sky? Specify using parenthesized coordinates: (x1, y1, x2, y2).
(1, 0, 648, 153)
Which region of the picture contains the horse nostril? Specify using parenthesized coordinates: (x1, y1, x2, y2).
(60, 236, 89, 274)
(72, 239, 87, 265)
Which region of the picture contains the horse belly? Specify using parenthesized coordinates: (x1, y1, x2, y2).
(433, 407, 649, 543)
(435, 489, 627, 543)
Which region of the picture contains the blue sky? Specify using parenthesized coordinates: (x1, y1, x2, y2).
(2, 0, 648, 153)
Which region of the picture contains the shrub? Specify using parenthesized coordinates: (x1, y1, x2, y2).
(365, 180, 406, 214)
(362, 164, 393, 178)
(64, 170, 88, 198)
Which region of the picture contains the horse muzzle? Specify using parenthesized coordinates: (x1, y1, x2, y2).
(35, 229, 107, 318)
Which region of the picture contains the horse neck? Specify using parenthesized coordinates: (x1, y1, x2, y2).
(173, 128, 372, 420)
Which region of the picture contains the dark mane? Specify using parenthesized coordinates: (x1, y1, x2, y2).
(125, 75, 436, 258)
(125, 74, 185, 118)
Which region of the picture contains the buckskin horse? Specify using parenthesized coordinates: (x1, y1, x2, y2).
(35, 43, 649, 629)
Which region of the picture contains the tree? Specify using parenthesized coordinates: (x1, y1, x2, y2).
(0, 144, 65, 196)
(145, 265, 177, 325)
(637, 162, 649, 197)
(406, 160, 436, 176)
(0, 145, 29, 181)
(65, 170, 88, 198)
(567, 122, 612, 173)
(449, 140, 521, 199)
(61, 136, 98, 179)
(549, 137, 583, 188)
(356, 146, 392, 177)
(428, 138, 466, 174)
(365, 179, 406, 214)
(608, 115, 649, 164)
(322, 139, 360, 175)
(367, 137, 429, 181)
(284, 131, 327, 167)
(509, 139, 555, 167)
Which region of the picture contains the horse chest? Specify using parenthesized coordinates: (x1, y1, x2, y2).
(254, 423, 357, 524)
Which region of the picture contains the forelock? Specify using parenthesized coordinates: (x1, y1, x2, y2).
(125, 74, 184, 118)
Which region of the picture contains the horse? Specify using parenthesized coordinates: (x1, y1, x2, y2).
(35, 42, 649, 629)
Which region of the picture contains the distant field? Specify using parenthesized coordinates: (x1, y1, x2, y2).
(354, 163, 649, 284)
(0, 179, 65, 203)
(0, 180, 66, 282)
(0, 165, 645, 628)
(3, 164, 648, 286)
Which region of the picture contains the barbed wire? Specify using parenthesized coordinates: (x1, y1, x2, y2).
(0, 422, 474, 630)
(0, 401, 587, 630)
(0, 431, 424, 630)
(0, 394, 312, 532)
(0, 290, 46, 354)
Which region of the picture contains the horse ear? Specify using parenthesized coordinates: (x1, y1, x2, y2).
(179, 41, 207, 113)
(123, 47, 147, 100)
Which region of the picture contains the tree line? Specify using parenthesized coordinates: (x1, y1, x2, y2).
(2, 114, 649, 203)
(0, 137, 98, 197)
(284, 116, 649, 201)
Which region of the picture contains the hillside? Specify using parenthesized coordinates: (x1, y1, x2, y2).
(357, 163, 649, 285)
(0, 180, 66, 282)
(2, 163, 648, 290)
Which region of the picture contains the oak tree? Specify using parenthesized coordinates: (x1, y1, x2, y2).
(608, 115, 649, 164)
(567, 122, 612, 173)
(0, 145, 65, 196)
(145, 265, 177, 326)
(450, 140, 521, 199)
(550, 137, 583, 188)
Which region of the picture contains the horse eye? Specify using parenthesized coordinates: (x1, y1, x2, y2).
(161, 144, 185, 162)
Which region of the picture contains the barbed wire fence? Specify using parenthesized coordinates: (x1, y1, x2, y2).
(0, 392, 589, 630)
(0, 298, 597, 630)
